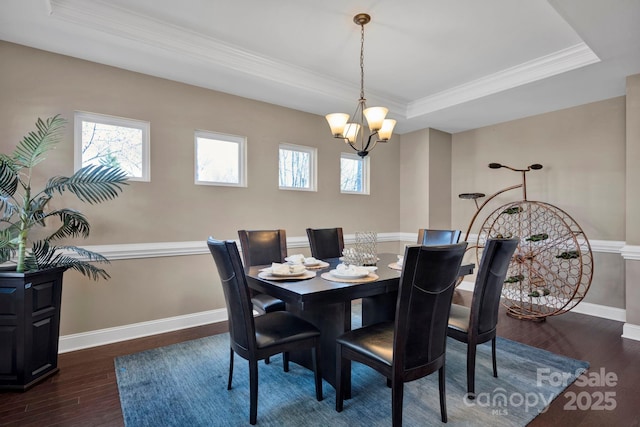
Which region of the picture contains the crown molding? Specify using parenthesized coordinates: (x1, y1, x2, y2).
(47, 0, 597, 123)
(407, 43, 600, 118)
(47, 0, 405, 113)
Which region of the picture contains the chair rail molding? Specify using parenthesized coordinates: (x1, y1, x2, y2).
(620, 245, 640, 260)
(62, 234, 626, 261)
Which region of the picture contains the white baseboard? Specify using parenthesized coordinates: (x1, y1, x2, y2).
(58, 308, 228, 353)
(571, 301, 626, 322)
(622, 323, 640, 341)
(57, 241, 633, 354)
(58, 292, 635, 353)
(457, 280, 626, 322)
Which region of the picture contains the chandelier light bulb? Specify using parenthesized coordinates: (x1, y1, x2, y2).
(377, 119, 396, 141)
(363, 106, 388, 132)
(343, 122, 361, 143)
(325, 113, 349, 137)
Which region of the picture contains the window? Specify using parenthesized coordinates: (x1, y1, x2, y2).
(341, 152, 369, 194)
(74, 111, 150, 181)
(195, 131, 247, 187)
(279, 143, 317, 191)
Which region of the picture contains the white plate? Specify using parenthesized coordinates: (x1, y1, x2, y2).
(286, 257, 320, 267)
(270, 269, 307, 277)
(329, 269, 369, 280)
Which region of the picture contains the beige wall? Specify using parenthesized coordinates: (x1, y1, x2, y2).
(399, 128, 453, 234)
(1, 40, 636, 337)
(0, 42, 400, 334)
(626, 74, 640, 244)
(428, 129, 453, 229)
(399, 129, 430, 233)
(451, 98, 627, 309)
(625, 74, 640, 325)
(451, 97, 626, 241)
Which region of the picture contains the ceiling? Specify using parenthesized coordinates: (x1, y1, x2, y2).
(1, 0, 639, 134)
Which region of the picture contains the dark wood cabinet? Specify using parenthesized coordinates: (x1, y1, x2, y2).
(0, 267, 65, 390)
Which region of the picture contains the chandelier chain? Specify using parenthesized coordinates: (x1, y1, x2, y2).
(359, 21, 365, 101)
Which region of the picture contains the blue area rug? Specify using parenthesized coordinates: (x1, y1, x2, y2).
(115, 331, 588, 426)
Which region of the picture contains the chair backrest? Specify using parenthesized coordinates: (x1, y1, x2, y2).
(207, 237, 257, 355)
(417, 229, 462, 246)
(393, 243, 467, 373)
(470, 238, 519, 336)
(306, 227, 345, 259)
(237, 229, 288, 268)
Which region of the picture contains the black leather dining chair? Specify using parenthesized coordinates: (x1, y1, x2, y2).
(306, 227, 345, 259)
(237, 229, 287, 315)
(207, 237, 323, 425)
(336, 242, 468, 425)
(417, 229, 462, 245)
(447, 237, 519, 399)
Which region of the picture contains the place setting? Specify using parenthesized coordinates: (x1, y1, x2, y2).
(321, 263, 379, 283)
(284, 253, 330, 270)
(388, 254, 403, 271)
(258, 262, 316, 281)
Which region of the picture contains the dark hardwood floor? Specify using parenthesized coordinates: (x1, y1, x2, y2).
(1, 291, 639, 426)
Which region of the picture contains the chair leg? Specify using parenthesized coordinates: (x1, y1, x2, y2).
(283, 352, 290, 372)
(466, 342, 477, 399)
(391, 379, 404, 427)
(227, 348, 234, 390)
(492, 337, 498, 377)
(312, 345, 323, 401)
(438, 365, 448, 423)
(336, 344, 345, 412)
(265, 356, 270, 365)
(249, 359, 259, 425)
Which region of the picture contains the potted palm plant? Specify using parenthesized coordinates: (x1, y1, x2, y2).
(0, 115, 128, 390)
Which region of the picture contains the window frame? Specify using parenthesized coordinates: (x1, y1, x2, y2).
(74, 111, 151, 182)
(194, 130, 247, 187)
(340, 152, 370, 195)
(278, 143, 317, 192)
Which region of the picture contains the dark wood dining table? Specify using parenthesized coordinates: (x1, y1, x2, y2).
(246, 253, 474, 396)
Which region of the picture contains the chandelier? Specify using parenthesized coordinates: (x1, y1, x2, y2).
(325, 13, 396, 158)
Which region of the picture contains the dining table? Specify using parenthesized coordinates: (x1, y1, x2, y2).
(246, 252, 475, 397)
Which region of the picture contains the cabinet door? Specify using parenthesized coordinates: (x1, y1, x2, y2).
(0, 267, 64, 390)
(26, 273, 63, 384)
(0, 283, 22, 383)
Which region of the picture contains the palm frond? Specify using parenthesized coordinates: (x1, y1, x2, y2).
(59, 259, 110, 280)
(25, 241, 110, 280)
(45, 164, 128, 204)
(42, 209, 91, 241)
(13, 115, 67, 168)
(25, 240, 55, 268)
(0, 155, 19, 198)
(0, 229, 17, 263)
(54, 245, 110, 264)
(0, 197, 19, 220)
(27, 194, 51, 227)
(3, 116, 126, 278)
